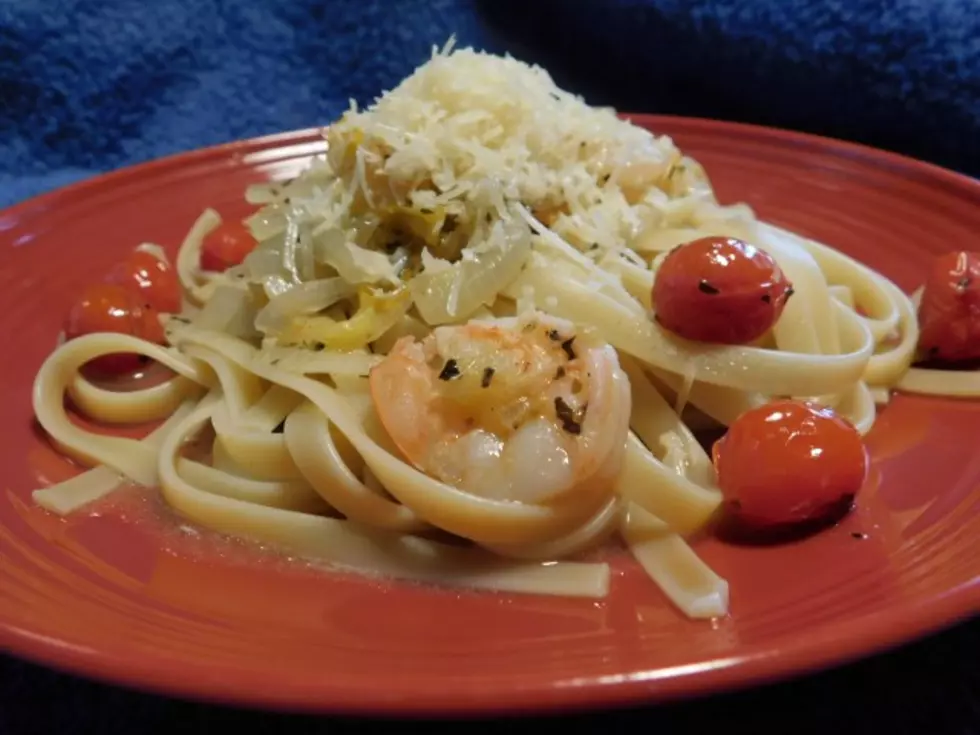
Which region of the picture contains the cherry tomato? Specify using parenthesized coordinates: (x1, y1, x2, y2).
(64, 283, 165, 375)
(916, 251, 980, 363)
(106, 249, 182, 314)
(200, 220, 257, 272)
(652, 236, 793, 344)
(712, 399, 868, 527)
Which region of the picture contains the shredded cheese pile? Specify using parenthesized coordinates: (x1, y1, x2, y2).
(319, 40, 719, 258)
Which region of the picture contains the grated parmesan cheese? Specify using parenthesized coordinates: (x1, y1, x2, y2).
(322, 41, 733, 259)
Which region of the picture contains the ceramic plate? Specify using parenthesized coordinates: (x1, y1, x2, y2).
(1, 117, 978, 715)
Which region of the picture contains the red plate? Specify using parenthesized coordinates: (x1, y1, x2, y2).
(1, 117, 978, 715)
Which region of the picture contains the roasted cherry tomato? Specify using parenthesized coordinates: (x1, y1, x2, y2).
(916, 251, 980, 363)
(64, 283, 165, 375)
(652, 236, 793, 344)
(106, 249, 182, 314)
(200, 220, 257, 272)
(712, 399, 868, 527)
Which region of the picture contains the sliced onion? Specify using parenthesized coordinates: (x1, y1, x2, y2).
(410, 218, 530, 325)
(191, 284, 260, 342)
(244, 243, 286, 281)
(247, 173, 331, 207)
(296, 227, 317, 282)
(245, 205, 289, 241)
(314, 228, 400, 286)
(245, 182, 282, 205)
(243, 241, 299, 299)
(255, 278, 357, 335)
(263, 275, 293, 299)
(281, 212, 302, 285)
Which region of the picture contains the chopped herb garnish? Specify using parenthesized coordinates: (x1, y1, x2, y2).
(761, 293, 771, 304)
(698, 280, 720, 295)
(547, 328, 562, 341)
(438, 359, 461, 381)
(441, 214, 459, 234)
(560, 337, 577, 360)
(481, 367, 495, 388)
(589, 242, 600, 251)
(554, 397, 582, 435)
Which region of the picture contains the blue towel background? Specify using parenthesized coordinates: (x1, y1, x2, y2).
(0, 0, 977, 207)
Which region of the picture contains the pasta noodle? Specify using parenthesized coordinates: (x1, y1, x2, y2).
(28, 43, 975, 620)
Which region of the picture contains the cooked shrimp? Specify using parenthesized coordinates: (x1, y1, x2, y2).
(368, 311, 632, 504)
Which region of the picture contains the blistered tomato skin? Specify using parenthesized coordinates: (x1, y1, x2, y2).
(712, 399, 868, 528)
(106, 249, 182, 314)
(200, 220, 258, 272)
(652, 236, 793, 344)
(916, 251, 980, 363)
(64, 283, 166, 375)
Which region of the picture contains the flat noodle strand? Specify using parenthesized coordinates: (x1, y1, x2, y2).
(157, 394, 611, 597)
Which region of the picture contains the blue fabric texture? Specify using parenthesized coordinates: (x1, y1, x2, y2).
(0, 0, 977, 208)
